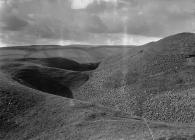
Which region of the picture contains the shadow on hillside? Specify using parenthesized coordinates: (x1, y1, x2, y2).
(0, 57, 100, 99)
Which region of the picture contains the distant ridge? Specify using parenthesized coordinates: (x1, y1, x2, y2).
(0, 44, 134, 62)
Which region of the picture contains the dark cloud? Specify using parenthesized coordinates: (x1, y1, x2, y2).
(1, 15, 29, 31)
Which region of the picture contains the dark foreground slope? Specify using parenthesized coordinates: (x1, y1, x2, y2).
(0, 71, 195, 140)
(76, 33, 195, 123)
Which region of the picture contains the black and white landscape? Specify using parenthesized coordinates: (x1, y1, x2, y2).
(0, 0, 195, 140)
(0, 33, 195, 140)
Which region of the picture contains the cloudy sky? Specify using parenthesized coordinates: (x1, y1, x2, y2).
(0, 0, 195, 47)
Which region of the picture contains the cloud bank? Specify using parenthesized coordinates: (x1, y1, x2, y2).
(0, 0, 194, 46)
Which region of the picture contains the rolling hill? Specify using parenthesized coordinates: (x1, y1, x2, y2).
(1, 33, 195, 139)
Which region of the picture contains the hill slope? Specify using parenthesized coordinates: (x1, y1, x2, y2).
(75, 32, 195, 123)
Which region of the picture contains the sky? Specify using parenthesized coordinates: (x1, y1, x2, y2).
(0, 0, 195, 47)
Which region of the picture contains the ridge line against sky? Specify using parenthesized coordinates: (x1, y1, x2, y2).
(0, 0, 195, 47)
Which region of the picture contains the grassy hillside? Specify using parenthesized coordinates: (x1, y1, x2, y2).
(0, 71, 195, 140)
(76, 32, 195, 123)
(1, 34, 195, 139)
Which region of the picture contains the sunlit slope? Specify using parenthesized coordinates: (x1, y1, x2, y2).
(76, 32, 195, 123)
